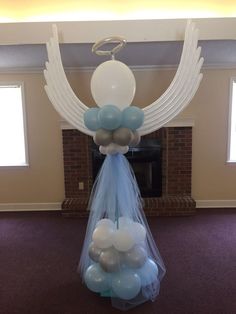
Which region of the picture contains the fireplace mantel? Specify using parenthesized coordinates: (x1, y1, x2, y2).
(60, 116, 195, 130)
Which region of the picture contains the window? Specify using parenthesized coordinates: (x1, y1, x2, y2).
(0, 83, 28, 166)
(228, 78, 236, 162)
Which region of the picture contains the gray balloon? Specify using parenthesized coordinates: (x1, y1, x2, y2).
(112, 127, 133, 146)
(88, 242, 103, 262)
(99, 248, 121, 273)
(94, 129, 112, 146)
(123, 245, 147, 268)
(129, 131, 141, 147)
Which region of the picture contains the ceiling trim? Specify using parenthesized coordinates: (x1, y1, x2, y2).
(2, 62, 236, 74)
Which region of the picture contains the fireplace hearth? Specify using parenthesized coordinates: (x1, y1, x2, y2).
(61, 127, 196, 217)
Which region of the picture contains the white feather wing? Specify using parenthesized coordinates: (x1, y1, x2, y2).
(44, 22, 203, 138)
(44, 25, 94, 136)
(139, 20, 204, 136)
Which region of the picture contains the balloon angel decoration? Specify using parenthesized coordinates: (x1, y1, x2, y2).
(44, 20, 203, 311)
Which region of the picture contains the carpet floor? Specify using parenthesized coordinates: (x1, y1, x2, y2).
(0, 209, 235, 314)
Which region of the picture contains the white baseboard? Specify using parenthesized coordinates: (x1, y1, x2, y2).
(196, 200, 236, 208)
(0, 201, 235, 212)
(0, 202, 61, 212)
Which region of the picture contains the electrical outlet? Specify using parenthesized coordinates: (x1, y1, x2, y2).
(79, 182, 84, 190)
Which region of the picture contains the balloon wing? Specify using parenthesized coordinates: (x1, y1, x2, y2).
(44, 25, 94, 136)
(44, 21, 203, 138)
(139, 20, 204, 136)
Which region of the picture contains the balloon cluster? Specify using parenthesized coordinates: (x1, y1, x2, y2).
(84, 217, 159, 300)
(84, 105, 144, 155)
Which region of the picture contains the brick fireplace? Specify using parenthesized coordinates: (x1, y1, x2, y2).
(61, 126, 196, 217)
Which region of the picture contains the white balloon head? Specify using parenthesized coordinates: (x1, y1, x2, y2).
(90, 60, 136, 110)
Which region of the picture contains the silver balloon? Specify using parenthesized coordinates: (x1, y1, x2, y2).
(129, 130, 141, 147)
(99, 248, 121, 272)
(123, 245, 147, 268)
(93, 128, 113, 146)
(112, 127, 133, 146)
(88, 242, 103, 262)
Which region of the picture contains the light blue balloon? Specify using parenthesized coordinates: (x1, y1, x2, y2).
(137, 258, 159, 286)
(84, 107, 101, 131)
(122, 106, 144, 130)
(84, 263, 111, 293)
(98, 105, 122, 130)
(142, 278, 160, 299)
(111, 269, 141, 300)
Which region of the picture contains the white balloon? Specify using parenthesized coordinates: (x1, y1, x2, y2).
(92, 225, 114, 249)
(99, 145, 107, 155)
(96, 218, 115, 229)
(131, 222, 147, 243)
(90, 60, 136, 109)
(99, 143, 129, 155)
(112, 229, 135, 252)
(118, 145, 129, 155)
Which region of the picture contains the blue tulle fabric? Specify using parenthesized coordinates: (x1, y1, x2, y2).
(79, 153, 166, 309)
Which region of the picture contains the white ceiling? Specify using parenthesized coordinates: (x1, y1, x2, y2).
(0, 40, 236, 71)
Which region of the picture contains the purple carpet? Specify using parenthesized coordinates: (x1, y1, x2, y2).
(0, 210, 235, 314)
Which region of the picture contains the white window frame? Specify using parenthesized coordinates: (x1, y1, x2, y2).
(0, 81, 29, 167)
(227, 77, 236, 163)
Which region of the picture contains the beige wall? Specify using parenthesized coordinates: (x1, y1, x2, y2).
(134, 68, 236, 201)
(0, 67, 236, 206)
(191, 69, 236, 201)
(0, 73, 64, 204)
